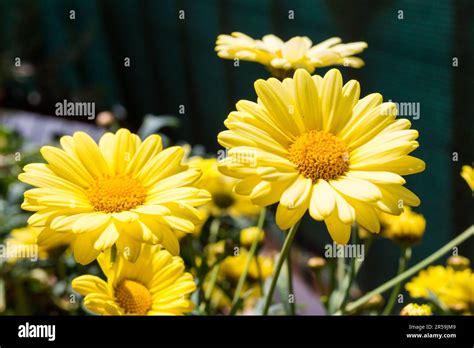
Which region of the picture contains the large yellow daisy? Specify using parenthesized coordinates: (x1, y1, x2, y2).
(19, 129, 210, 264)
(217, 69, 425, 243)
(216, 32, 367, 75)
(72, 245, 196, 315)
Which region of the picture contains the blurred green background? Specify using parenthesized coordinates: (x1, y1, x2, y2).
(0, 0, 473, 292)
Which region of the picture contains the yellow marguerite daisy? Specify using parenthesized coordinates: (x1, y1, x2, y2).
(72, 245, 196, 315)
(188, 157, 260, 218)
(461, 165, 473, 191)
(218, 68, 424, 243)
(19, 129, 210, 264)
(400, 303, 432, 316)
(240, 226, 265, 247)
(220, 249, 273, 281)
(216, 32, 367, 76)
(4, 226, 71, 262)
(380, 206, 426, 246)
(406, 265, 474, 313)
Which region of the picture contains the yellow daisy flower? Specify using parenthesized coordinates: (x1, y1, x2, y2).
(400, 303, 432, 316)
(217, 68, 424, 243)
(188, 157, 260, 218)
(19, 129, 211, 264)
(406, 265, 474, 313)
(240, 226, 265, 247)
(220, 249, 273, 281)
(4, 226, 71, 262)
(4, 226, 44, 261)
(216, 32, 367, 76)
(380, 206, 426, 246)
(72, 245, 196, 315)
(461, 165, 473, 191)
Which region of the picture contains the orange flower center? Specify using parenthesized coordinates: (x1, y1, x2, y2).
(115, 279, 152, 315)
(288, 130, 349, 181)
(86, 175, 146, 213)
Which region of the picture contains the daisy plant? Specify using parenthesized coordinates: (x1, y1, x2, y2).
(6, 31, 473, 318)
(19, 129, 210, 265)
(217, 68, 426, 314)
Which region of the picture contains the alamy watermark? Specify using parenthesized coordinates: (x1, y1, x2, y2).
(325, 242, 365, 261)
(0, 241, 38, 262)
(217, 147, 257, 167)
(55, 99, 96, 120)
(385, 99, 421, 120)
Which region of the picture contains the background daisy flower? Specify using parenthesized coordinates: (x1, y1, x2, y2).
(406, 265, 474, 314)
(215, 32, 367, 76)
(19, 129, 210, 264)
(380, 207, 426, 246)
(4, 226, 70, 262)
(72, 245, 196, 315)
(188, 157, 260, 218)
(220, 249, 273, 281)
(400, 303, 432, 316)
(218, 68, 425, 243)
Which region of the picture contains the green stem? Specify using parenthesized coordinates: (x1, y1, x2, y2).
(230, 208, 266, 311)
(287, 253, 295, 315)
(337, 254, 345, 286)
(204, 264, 220, 303)
(382, 247, 412, 315)
(262, 220, 301, 315)
(338, 227, 362, 312)
(335, 225, 473, 315)
(338, 252, 356, 312)
(231, 238, 259, 307)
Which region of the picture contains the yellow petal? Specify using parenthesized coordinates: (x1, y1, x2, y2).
(321, 69, 342, 132)
(94, 222, 120, 251)
(294, 69, 321, 130)
(73, 233, 101, 265)
(276, 200, 309, 230)
(73, 131, 110, 178)
(72, 213, 111, 234)
(309, 179, 336, 220)
(280, 175, 312, 209)
(330, 176, 382, 202)
(324, 210, 351, 244)
(72, 275, 109, 296)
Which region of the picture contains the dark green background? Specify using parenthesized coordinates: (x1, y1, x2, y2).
(0, 0, 472, 291)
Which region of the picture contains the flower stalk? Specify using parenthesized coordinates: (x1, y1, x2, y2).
(262, 220, 301, 315)
(230, 208, 266, 312)
(335, 225, 474, 315)
(382, 246, 412, 315)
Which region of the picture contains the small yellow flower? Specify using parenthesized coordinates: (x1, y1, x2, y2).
(188, 157, 260, 218)
(406, 265, 474, 314)
(240, 227, 265, 247)
(380, 207, 426, 246)
(400, 303, 432, 316)
(461, 165, 474, 191)
(447, 255, 470, 271)
(218, 68, 424, 243)
(216, 32, 367, 76)
(72, 245, 196, 315)
(220, 249, 273, 281)
(4, 226, 71, 262)
(19, 129, 211, 264)
(307, 256, 327, 271)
